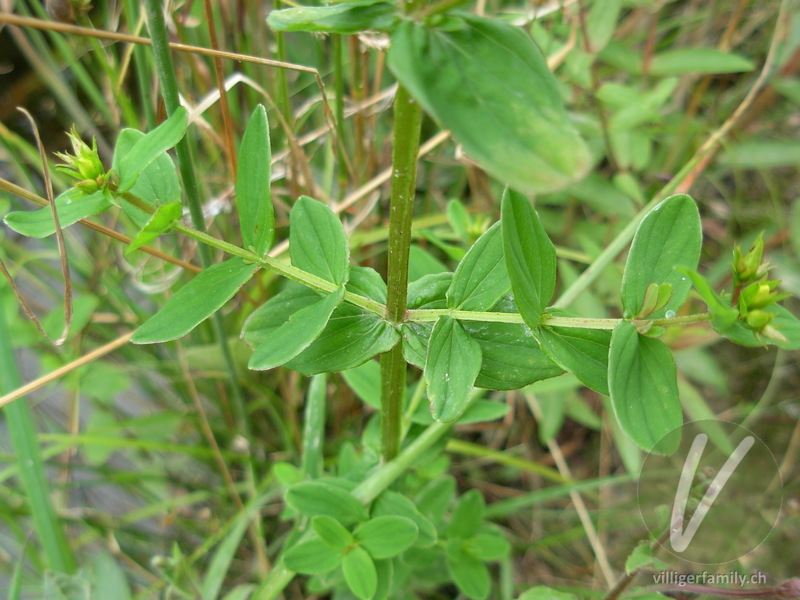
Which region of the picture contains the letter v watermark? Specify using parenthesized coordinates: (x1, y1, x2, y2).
(670, 433, 755, 552)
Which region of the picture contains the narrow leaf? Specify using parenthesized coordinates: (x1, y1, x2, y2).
(117, 106, 188, 192)
(425, 316, 482, 423)
(650, 48, 754, 76)
(132, 258, 258, 344)
(621, 194, 701, 319)
(268, 0, 397, 34)
(3, 188, 111, 238)
(236, 105, 274, 255)
(388, 16, 590, 194)
(126, 201, 182, 254)
(290, 196, 350, 285)
(608, 321, 682, 454)
(502, 189, 557, 327)
(447, 222, 510, 311)
(248, 287, 343, 371)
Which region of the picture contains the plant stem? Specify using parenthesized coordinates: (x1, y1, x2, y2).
(0, 292, 76, 573)
(381, 85, 422, 461)
(143, 0, 251, 437)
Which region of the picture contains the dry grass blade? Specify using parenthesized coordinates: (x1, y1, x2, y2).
(0, 108, 73, 345)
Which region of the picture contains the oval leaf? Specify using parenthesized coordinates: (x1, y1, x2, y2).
(388, 16, 590, 194)
(286, 480, 368, 525)
(132, 258, 258, 344)
(126, 201, 182, 254)
(608, 321, 682, 454)
(342, 546, 377, 600)
(268, 0, 397, 34)
(447, 222, 511, 311)
(290, 196, 350, 285)
(248, 287, 344, 371)
(621, 194, 701, 319)
(236, 105, 274, 255)
(447, 489, 484, 539)
(425, 316, 482, 423)
(446, 541, 490, 600)
(117, 107, 188, 192)
(283, 538, 340, 575)
(354, 516, 418, 559)
(312, 515, 353, 552)
(502, 189, 557, 328)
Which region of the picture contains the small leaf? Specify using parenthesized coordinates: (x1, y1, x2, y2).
(132, 258, 258, 344)
(248, 288, 344, 370)
(416, 476, 456, 523)
(608, 321, 682, 454)
(3, 188, 111, 238)
(447, 490, 484, 539)
(117, 107, 188, 192)
(388, 16, 590, 194)
(126, 201, 182, 254)
(621, 194, 701, 319)
(236, 105, 274, 255)
(342, 546, 377, 600)
(649, 48, 754, 76)
(283, 538, 340, 575)
(371, 490, 437, 547)
(425, 316, 482, 422)
(286, 480, 369, 525)
(354, 516, 418, 559)
(518, 587, 578, 600)
(447, 222, 510, 311)
(502, 190, 557, 327)
(446, 541, 490, 600)
(291, 196, 350, 285)
(464, 534, 511, 561)
(268, 0, 398, 34)
(312, 516, 354, 552)
(347, 266, 388, 303)
(538, 310, 611, 395)
(625, 541, 668, 573)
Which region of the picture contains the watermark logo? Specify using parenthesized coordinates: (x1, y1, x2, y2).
(638, 420, 782, 564)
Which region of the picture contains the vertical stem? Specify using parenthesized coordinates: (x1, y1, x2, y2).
(380, 85, 422, 461)
(0, 293, 76, 574)
(143, 6, 260, 544)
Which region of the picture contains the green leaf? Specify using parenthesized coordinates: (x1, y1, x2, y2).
(425, 316, 482, 422)
(291, 196, 350, 285)
(268, 0, 398, 34)
(538, 310, 611, 395)
(371, 490, 437, 547)
(502, 189, 557, 327)
(302, 375, 327, 479)
(416, 476, 456, 523)
(608, 321, 682, 454)
(447, 222, 510, 311)
(649, 48, 754, 76)
(347, 266, 388, 303)
(625, 541, 668, 573)
(342, 546, 377, 600)
(342, 359, 382, 410)
(242, 283, 397, 375)
(621, 194, 701, 319)
(236, 105, 274, 255)
(117, 107, 188, 192)
(283, 538, 341, 575)
(447, 489, 484, 539)
(126, 201, 182, 254)
(388, 16, 590, 194)
(518, 587, 578, 600)
(132, 258, 258, 344)
(248, 288, 344, 370)
(113, 129, 182, 227)
(312, 515, 354, 552)
(285, 480, 369, 525)
(3, 188, 111, 238)
(463, 534, 511, 561)
(446, 541, 490, 600)
(354, 516, 418, 559)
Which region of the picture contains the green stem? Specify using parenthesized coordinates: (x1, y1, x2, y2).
(0, 292, 76, 573)
(381, 85, 422, 461)
(143, 0, 251, 436)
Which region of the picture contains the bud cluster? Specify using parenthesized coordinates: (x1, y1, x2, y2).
(54, 127, 114, 193)
(732, 234, 789, 344)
